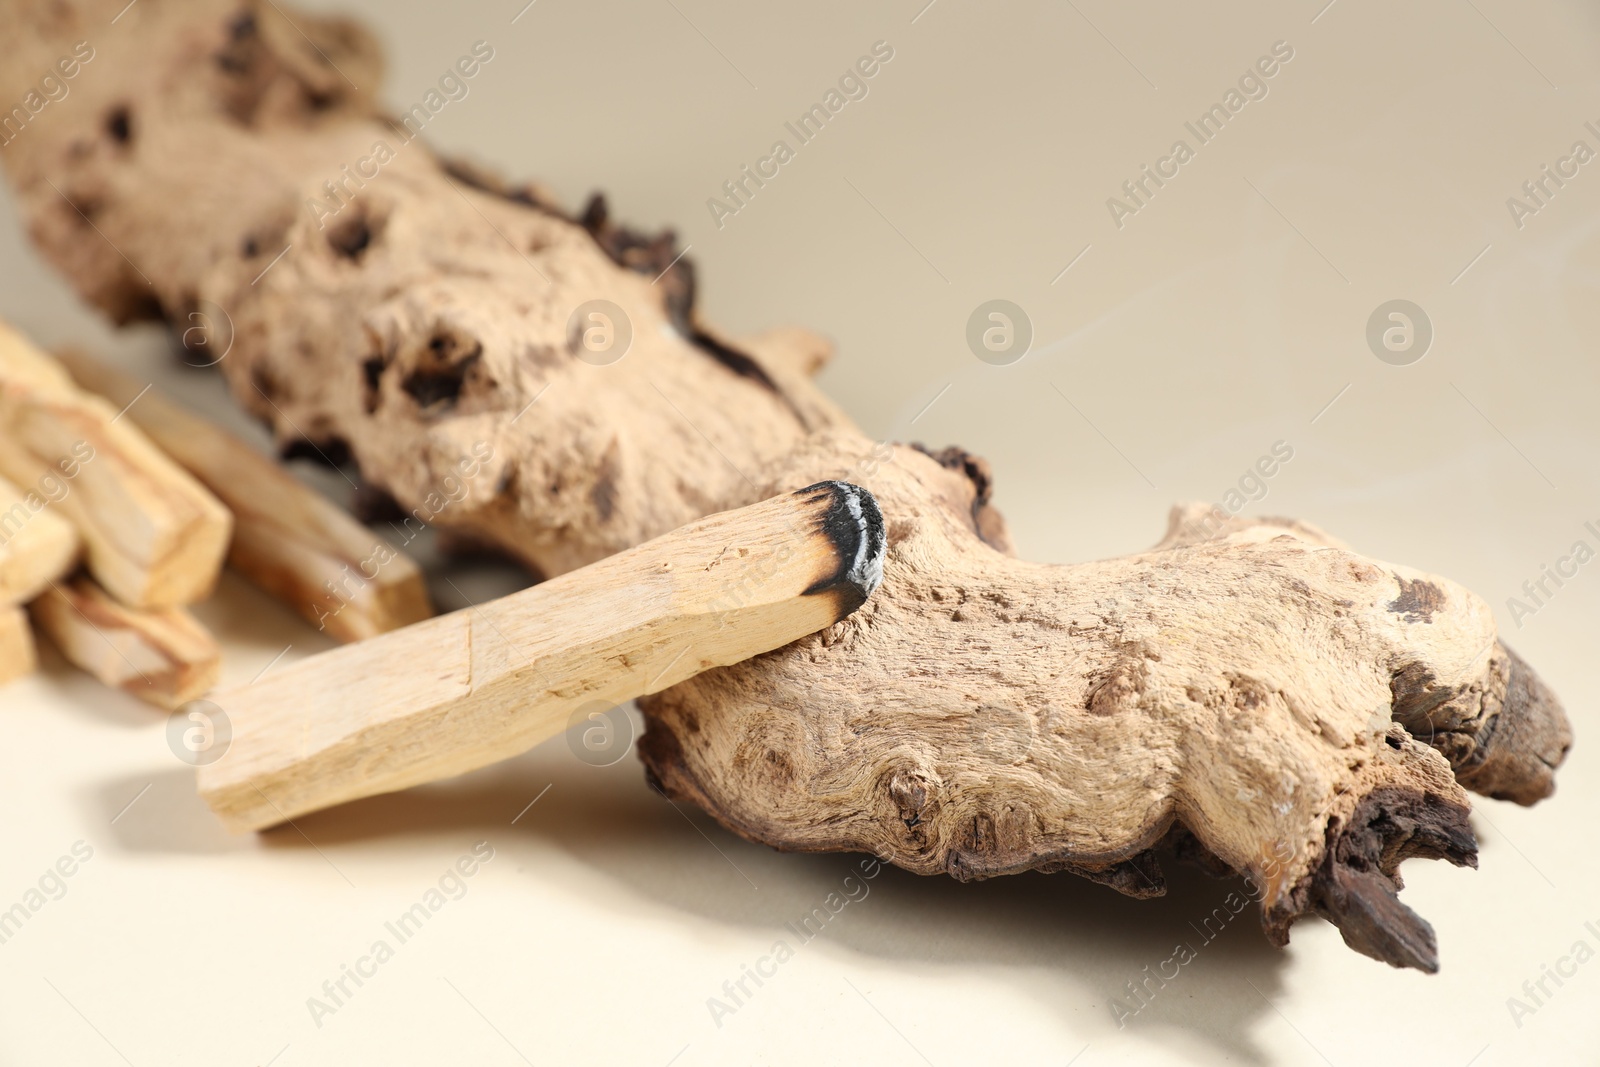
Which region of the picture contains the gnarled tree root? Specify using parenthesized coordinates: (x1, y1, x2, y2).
(0, 0, 1572, 970)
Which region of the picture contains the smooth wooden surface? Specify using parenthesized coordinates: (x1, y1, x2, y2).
(0, 472, 80, 606)
(0, 321, 231, 609)
(199, 485, 876, 832)
(30, 575, 220, 710)
(55, 349, 432, 643)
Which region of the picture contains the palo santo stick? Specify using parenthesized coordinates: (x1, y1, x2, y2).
(199, 481, 885, 832)
(0, 472, 81, 605)
(0, 607, 37, 686)
(0, 321, 232, 609)
(55, 349, 432, 642)
(31, 575, 221, 710)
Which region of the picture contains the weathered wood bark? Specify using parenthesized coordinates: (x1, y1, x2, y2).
(0, 0, 1572, 971)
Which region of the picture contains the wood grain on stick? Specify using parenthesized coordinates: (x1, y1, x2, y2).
(198, 482, 885, 833)
(0, 471, 80, 605)
(0, 321, 231, 609)
(56, 350, 432, 642)
(31, 575, 221, 709)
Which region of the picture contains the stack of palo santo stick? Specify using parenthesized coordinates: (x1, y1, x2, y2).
(0, 318, 433, 707)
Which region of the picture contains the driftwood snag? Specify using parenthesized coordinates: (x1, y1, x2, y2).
(31, 575, 220, 709)
(0, 0, 1573, 970)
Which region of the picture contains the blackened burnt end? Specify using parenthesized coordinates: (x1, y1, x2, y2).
(794, 481, 886, 619)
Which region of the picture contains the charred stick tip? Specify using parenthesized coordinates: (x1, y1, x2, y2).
(795, 481, 886, 613)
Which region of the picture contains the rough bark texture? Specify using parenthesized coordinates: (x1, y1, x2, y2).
(0, 0, 1573, 971)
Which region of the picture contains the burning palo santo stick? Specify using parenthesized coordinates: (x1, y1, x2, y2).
(0, 322, 231, 609)
(54, 349, 432, 643)
(31, 575, 221, 709)
(198, 481, 885, 833)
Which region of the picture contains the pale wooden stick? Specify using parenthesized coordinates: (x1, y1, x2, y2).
(55, 349, 432, 642)
(199, 482, 885, 832)
(0, 321, 232, 609)
(31, 575, 221, 710)
(0, 471, 81, 605)
(0, 607, 37, 686)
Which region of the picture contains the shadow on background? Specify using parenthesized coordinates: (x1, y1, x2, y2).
(57, 500, 1311, 1063)
(92, 768, 249, 855)
(31, 641, 154, 730)
(172, 729, 1299, 1063)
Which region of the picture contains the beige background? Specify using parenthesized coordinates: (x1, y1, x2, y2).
(1, 0, 1598, 1063)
